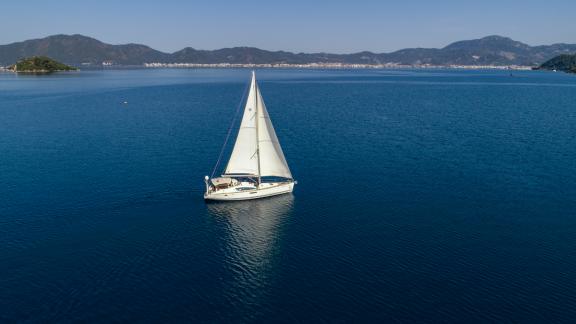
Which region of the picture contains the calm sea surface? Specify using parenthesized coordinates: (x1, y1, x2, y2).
(1, 68, 576, 322)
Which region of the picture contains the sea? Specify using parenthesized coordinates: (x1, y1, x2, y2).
(1, 68, 576, 323)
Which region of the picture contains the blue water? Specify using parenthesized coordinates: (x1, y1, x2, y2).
(1, 68, 576, 322)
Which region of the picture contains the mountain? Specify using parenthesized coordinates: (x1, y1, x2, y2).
(170, 47, 320, 64)
(539, 54, 576, 73)
(1, 34, 576, 66)
(0, 34, 169, 65)
(378, 36, 576, 65)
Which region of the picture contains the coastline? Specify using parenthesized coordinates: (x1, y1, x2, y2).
(0, 66, 79, 73)
(0, 63, 535, 71)
(143, 62, 534, 70)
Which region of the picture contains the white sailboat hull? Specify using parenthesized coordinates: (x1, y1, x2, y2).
(204, 182, 294, 201)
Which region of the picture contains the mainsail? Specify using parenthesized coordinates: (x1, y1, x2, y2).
(224, 72, 292, 179)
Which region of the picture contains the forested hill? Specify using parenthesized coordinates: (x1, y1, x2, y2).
(539, 54, 576, 73)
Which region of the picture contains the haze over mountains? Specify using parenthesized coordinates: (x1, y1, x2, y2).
(1, 34, 575, 66)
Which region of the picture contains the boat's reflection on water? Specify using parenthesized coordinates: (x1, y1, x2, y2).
(206, 194, 294, 307)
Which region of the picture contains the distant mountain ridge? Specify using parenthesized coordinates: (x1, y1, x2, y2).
(1, 34, 575, 66)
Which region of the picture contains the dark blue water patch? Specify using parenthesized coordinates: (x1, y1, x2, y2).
(1, 69, 576, 322)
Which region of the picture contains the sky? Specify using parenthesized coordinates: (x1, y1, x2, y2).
(1, 0, 575, 54)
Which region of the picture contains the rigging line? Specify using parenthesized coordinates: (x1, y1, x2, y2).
(210, 78, 251, 178)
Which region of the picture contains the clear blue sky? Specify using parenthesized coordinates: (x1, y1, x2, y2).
(1, 0, 575, 53)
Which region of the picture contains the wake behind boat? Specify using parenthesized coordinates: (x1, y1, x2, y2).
(204, 72, 295, 201)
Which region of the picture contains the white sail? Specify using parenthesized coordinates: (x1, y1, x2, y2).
(224, 74, 259, 175)
(256, 87, 293, 179)
(224, 72, 292, 179)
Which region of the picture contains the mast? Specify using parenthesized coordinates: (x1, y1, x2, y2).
(254, 71, 261, 187)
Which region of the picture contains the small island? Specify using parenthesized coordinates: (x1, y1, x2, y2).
(9, 56, 78, 73)
(538, 54, 576, 74)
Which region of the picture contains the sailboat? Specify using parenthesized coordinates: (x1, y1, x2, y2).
(204, 71, 295, 201)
